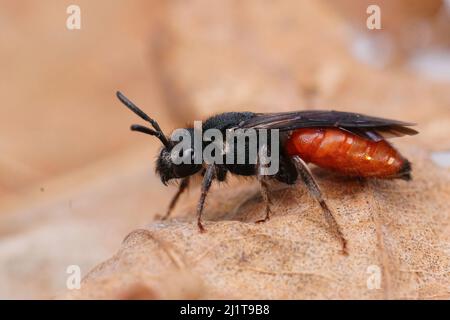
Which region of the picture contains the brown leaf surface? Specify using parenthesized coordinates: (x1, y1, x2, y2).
(64, 149, 450, 299)
(1, 1, 450, 300)
(61, 0, 450, 300)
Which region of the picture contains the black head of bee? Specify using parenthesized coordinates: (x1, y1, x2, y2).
(117, 91, 202, 185)
(154, 132, 202, 185)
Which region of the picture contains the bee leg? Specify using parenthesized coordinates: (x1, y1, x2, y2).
(161, 177, 190, 220)
(197, 164, 216, 233)
(291, 156, 348, 255)
(254, 146, 273, 223)
(255, 177, 272, 223)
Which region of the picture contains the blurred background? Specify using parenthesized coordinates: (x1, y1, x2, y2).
(0, 0, 450, 299)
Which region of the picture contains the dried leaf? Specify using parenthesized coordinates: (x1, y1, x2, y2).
(63, 0, 450, 300)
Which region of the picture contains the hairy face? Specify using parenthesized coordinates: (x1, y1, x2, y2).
(155, 147, 202, 185)
(155, 148, 173, 185)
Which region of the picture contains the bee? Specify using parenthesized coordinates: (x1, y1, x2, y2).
(117, 91, 418, 254)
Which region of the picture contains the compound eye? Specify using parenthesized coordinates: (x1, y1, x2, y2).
(172, 147, 202, 178)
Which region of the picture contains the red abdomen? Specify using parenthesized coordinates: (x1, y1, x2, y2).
(285, 128, 409, 178)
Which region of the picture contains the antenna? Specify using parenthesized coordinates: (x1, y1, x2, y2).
(116, 91, 171, 148)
